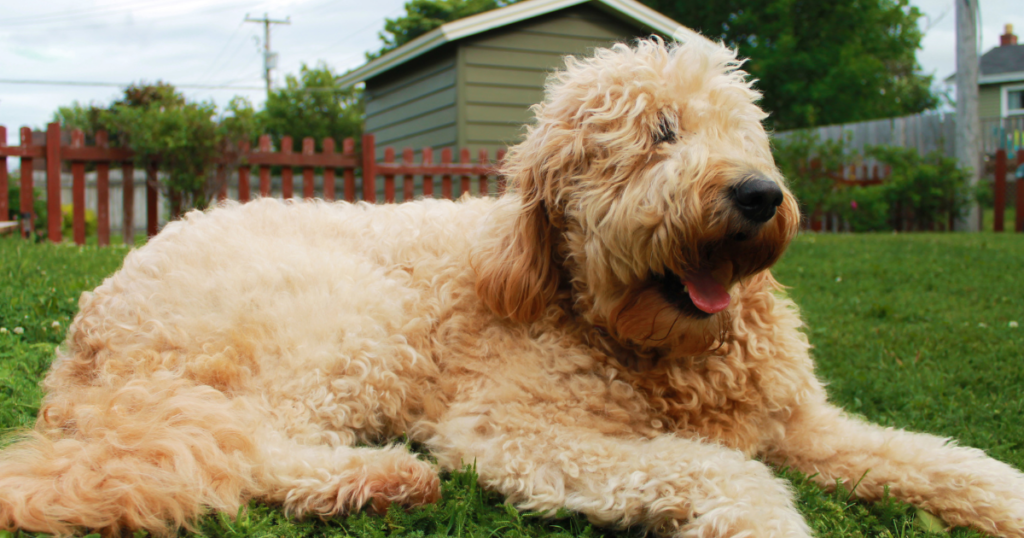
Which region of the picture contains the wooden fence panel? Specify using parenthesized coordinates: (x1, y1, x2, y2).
(1018, 149, 1024, 233)
(146, 163, 158, 237)
(362, 134, 376, 203)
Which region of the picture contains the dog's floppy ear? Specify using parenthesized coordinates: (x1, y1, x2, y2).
(473, 147, 561, 323)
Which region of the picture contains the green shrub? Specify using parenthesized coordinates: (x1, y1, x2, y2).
(61, 204, 98, 238)
(5, 177, 47, 239)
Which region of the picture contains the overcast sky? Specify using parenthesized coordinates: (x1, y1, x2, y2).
(3, 0, 1022, 151)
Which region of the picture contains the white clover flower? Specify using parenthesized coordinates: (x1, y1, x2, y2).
(13, 327, 24, 335)
(978, 322, 988, 328)
(835, 276, 842, 283)
(0, 328, 7, 334)
(51, 321, 61, 328)
(1010, 321, 1019, 328)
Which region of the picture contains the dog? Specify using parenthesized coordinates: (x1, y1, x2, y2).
(2, 38, 1023, 538)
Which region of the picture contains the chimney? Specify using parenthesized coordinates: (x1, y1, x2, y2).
(1001, 24, 1018, 46)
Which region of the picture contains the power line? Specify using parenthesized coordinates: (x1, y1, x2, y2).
(0, 79, 263, 90)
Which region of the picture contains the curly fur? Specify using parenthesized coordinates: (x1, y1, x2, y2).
(2, 38, 1023, 537)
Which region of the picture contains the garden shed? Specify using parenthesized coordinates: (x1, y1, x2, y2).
(337, 0, 685, 158)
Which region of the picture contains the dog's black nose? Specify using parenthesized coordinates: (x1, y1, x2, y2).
(732, 177, 783, 224)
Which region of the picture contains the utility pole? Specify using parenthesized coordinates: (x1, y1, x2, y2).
(245, 13, 290, 95)
(955, 0, 980, 231)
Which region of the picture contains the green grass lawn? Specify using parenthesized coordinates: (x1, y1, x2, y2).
(1, 232, 1022, 538)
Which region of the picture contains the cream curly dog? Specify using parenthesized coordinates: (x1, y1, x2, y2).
(2, 38, 1023, 537)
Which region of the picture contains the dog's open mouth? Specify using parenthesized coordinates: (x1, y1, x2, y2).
(651, 266, 733, 319)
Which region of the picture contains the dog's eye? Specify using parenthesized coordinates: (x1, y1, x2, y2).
(653, 116, 676, 145)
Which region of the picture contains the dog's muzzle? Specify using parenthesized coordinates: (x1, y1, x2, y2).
(731, 175, 783, 224)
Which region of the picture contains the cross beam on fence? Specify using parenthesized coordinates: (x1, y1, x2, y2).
(0, 122, 506, 247)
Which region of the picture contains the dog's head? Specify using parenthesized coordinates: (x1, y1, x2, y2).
(474, 37, 799, 355)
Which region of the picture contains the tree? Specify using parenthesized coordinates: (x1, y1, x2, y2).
(372, 0, 512, 58)
(54, 82, 259, 213)
(639, 0, 939, 130)
(259, 63, 363, 152)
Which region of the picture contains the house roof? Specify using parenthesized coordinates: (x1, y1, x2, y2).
(979, 44, 1024, 84)
(336, 0, 685, 87)
(945, 44, 1024, 85)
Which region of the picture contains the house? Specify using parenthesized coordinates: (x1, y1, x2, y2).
(979, 25, 1023, 119)
(336, 0, 685, 158)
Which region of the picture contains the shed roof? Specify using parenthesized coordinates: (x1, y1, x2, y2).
(337, 0, 685, 87)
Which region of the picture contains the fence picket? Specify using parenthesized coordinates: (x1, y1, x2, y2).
(302, 137, 315, 199)
(441, 148, 452, 200)
(0, 126, 7, 222)
(96, 131, 110, 246)
(71, 130, 86, 245)
(258, 135, 271, 197)
(402, 148, 414, 201)
(384, 147, 396, 203)
(478, 149, 489, 196)
(20, 127, 34, 239)
(123, 161, 134, 245)
(46, 123, 62, 243)
(146, 163, 158, 237)
(994, 149, 1007, 232)
(460, 148, 471, 197)
(322, 138, 335, 201)
(362, 134, 376, 203)
(238, 141, 251, 203)
(496, 149, 507, 194)
(343, 138, 355, 202)
(281, 136, 294, 199)
(422, 147, 433, 198)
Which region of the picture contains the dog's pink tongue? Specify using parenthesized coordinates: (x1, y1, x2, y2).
(684, 270, 731, 314)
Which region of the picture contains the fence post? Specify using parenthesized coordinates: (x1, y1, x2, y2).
(122, 161, 134, 245)
(20, 127, 34, 239)
(460, 148, 471, 197)
(216, 163, 228, 203)
(238, 141, 251, 203)
(441, 148, 452, 200)
(383, 146, 395, 203)
(302, 137, 315, 199)
(0, 126, 7, 222)
(281, 136, 294, 199)
(478, 149, 489, 196)
(96, 131, 110, 246)
(496, 149, 507, 195)
(343, 138, 355, 202)
(258, 135, 271, 197)
(402, 148, 414, 202)
(46, 122, 62, 243)
(70, 130, 86, 245)
(322, 138, 336, 201)
(422, 147, 434, 198)
(1017, 148, 1024, 233)
(993, 149, 1007, 232)
(362, 134, 376, 203)
(146, 162, 158, 237)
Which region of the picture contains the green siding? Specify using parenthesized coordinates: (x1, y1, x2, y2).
(980, 85, 1001, 119)
(365, 53, 458, 159)
(457, 5, 651, 155)
(362, 4, 666, 163)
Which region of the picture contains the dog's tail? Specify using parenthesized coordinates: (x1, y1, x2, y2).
(0, 374, 259, 536)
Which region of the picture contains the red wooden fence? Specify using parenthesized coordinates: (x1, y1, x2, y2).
(992, 148, 1024, 233)
(0, 122, 506, 247)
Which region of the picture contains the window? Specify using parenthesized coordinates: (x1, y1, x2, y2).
(1004, 84, 1024, 116)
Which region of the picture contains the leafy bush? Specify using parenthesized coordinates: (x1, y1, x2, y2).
(774, 133, 974, 231)
(6, 177, 47, 239)
(61, 204, 97, 238)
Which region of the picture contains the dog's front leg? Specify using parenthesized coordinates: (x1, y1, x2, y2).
(430, 413, 811, 538)
(769, 400, 1024, 537)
